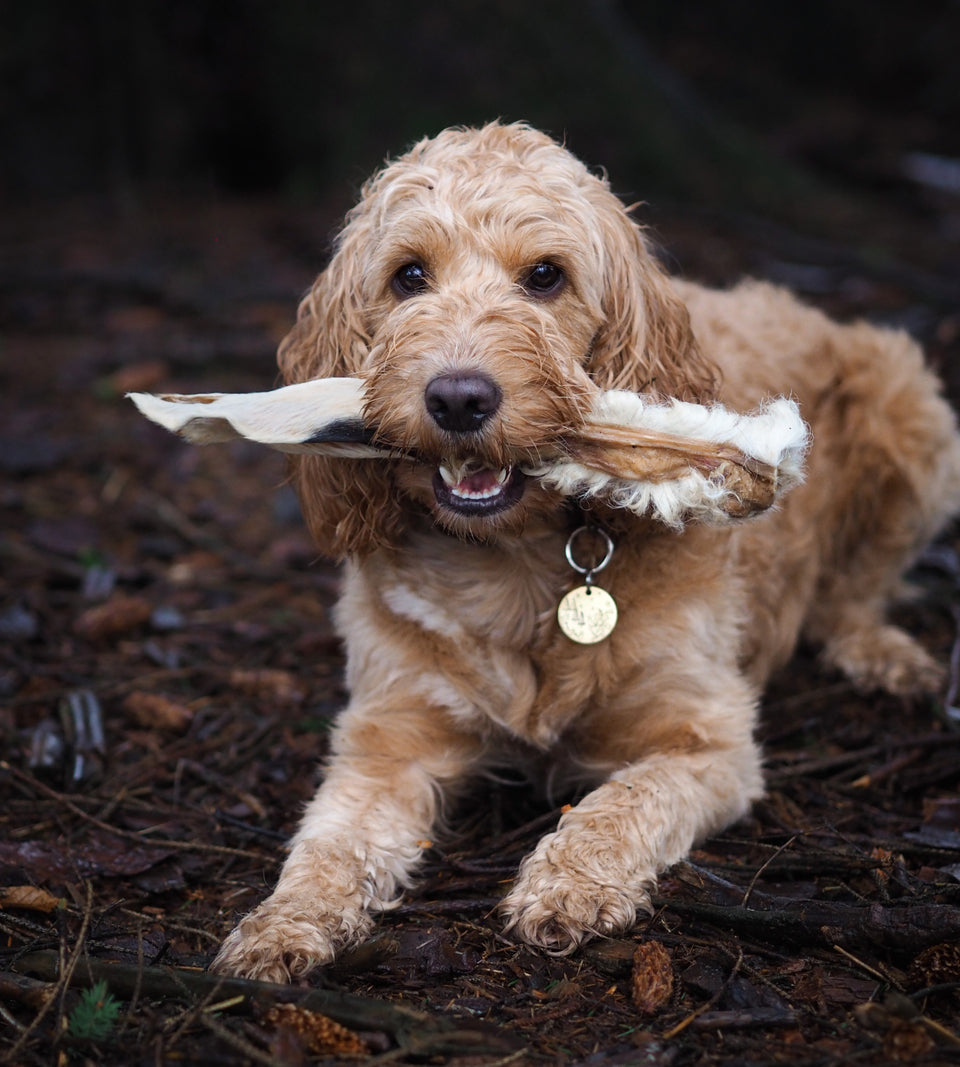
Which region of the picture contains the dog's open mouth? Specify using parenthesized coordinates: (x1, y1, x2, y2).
(432, 462, 526, 516)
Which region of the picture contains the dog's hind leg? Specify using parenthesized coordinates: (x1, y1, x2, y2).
(802, 326, 960, 696)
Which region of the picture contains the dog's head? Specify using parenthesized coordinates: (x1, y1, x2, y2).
(280, 122, 719, 556)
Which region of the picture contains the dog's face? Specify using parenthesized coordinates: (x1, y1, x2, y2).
(356, 132, 610, 540)
(279, 123, 718, 554)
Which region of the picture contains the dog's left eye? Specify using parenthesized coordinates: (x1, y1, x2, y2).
(392, 262, 429, 298)
(522, 262, 565, 298)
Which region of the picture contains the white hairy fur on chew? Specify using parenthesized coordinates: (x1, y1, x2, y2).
(532, 391, 809, 526)
(129, 378, 808, 524)
(591, 391, 808, 471)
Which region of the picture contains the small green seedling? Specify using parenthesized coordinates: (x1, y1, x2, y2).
(67, 980, 122, 1042)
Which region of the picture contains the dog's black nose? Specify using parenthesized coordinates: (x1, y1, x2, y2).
(424, 372, 501, 433)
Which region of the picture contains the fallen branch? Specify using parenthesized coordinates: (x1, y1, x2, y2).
(11, 950, 517, 1057)
(0, 969, 56, 1010)
(654, 894, 960, 955)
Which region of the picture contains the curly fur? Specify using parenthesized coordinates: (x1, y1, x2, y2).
(213, 122, 960, 984)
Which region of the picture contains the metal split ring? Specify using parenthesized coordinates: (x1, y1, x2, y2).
(564, 525, 615, 583)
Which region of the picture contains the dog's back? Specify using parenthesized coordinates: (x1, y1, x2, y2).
(681, 277, 960, 691)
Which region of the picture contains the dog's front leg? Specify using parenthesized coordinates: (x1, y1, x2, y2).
(501, 684, 763, 952)
(212, 705, 479, 982)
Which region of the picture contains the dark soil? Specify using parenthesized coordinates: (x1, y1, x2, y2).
(3, 162, 960, 1064)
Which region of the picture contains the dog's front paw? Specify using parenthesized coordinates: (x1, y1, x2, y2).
(211, 896, 372, 983)
(500, 836, 653, 952)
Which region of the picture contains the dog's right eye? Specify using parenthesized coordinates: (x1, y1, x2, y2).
(521, 262, 565, 298)
(392, 263, 429, 298)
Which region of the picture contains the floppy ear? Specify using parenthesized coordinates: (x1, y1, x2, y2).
(277, 209, 403, 559)
(585, 202, 720, 403)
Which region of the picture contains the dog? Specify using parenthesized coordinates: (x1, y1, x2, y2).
(212, 122, 960, 983)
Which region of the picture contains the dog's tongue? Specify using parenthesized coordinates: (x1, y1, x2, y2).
(439, 464, 509, 499)
(458, 470, 502, 494)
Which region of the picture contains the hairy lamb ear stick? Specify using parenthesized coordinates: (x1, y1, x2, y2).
(129, 378, 808, 527)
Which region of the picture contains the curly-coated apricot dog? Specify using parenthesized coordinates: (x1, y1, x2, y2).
(213, 122, 960, 982)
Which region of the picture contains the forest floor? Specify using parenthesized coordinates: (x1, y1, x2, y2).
(3, 134, 960, 1065)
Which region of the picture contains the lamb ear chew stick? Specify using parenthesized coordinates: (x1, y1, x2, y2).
(537, 391, 808, 525)
(567, 426, 778, 516)
(129, 379, 809, 527)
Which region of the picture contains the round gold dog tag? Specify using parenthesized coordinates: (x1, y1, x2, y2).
(557, 584, 618, 644)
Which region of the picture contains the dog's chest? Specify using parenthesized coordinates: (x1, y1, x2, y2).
(366, 531, 635, 746)
(397, 534, 570, 647)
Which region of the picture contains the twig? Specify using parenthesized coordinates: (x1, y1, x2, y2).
(740, 836, 797, 906)
(849, 749, 923, 789)
(766, 732, 960, 784)
(462, 808, 562, 858)
(690, 1007, 798, 1030)
(116, 920, 147, 1037)
(919, 1014, 960, 1048)
(832, 944, 890, 986)
(761, 681, 855, 718)
(135, 487, 234, 557)
(661, 947, 743, 1039)
(0, 760, 268, 862)
(118, 907, 223, 946)
(200, 1013, 287, 1067)
(395, 896, 502, 916)
(910, 980, 960, 1001)
(478, 1051, 530, 1067)
(162, 963, 232, 1050)
(0, 1000, 28, 1032)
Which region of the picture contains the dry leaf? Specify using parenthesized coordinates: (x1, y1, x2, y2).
(229, 668, 306, 705)
(0, 885, 64, 912)
(74, 595, 153, 641)
(631, 940, 674, 1014)
(122, 691, 194, 732)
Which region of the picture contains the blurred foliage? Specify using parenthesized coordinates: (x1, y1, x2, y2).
(3, 0, 959, 220)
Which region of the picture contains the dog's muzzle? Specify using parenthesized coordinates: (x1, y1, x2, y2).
(423, 370, 526, 515)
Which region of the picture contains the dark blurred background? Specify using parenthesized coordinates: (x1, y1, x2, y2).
(4, 0, 960, 227)
(2, 0, 959, 412)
